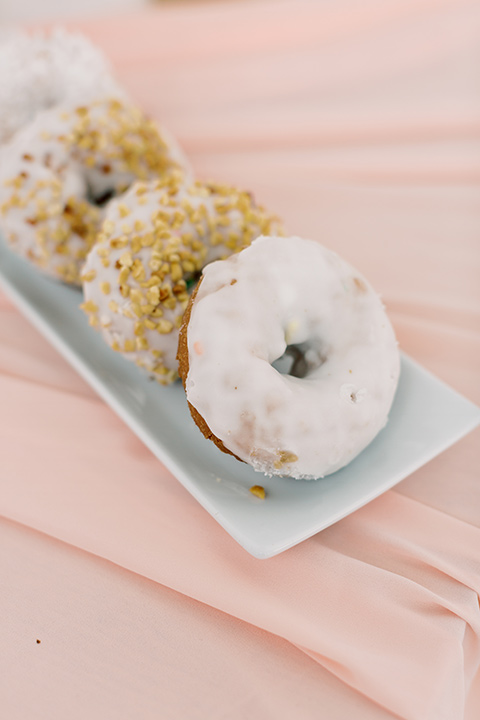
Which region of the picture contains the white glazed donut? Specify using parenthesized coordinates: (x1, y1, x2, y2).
(178, 236, 400, 479)
(0, 28, 124, 144)
(0, 98, 190, 284)
(81, 175, 284, 384)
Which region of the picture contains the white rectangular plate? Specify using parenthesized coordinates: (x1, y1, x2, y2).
(1, 235, 479, 558)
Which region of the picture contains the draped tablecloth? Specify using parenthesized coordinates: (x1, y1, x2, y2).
(1, 1, 479, 718)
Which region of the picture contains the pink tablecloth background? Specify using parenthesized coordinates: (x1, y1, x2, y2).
(1, 1, 479, 718)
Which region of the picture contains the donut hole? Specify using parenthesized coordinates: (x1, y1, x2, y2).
(87, 186, 116, 207)
(186, 274, 202, 292)
(84, 167, 131, 208)
(85, 177, 118, 208)
(272, 342, 325, 379)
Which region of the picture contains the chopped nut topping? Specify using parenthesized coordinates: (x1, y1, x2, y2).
(80, 300, 98, 313)
(81, 269, 97, 283)
(156, 319, 174, 334)
(274, 451, 299, 469)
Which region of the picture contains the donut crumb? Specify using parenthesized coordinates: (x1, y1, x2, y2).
(250, 485, 266, 500)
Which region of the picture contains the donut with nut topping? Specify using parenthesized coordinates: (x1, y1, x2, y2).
(80, 173, 284, 384)
(0, 97, 190, 284)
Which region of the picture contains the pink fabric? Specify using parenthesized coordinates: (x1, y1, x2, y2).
(2, 1, 480, 718)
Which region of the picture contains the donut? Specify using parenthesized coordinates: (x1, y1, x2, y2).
(80, 174, 284, 384)
(0, 28, 123, 144)
(177, 235, 400, 479)
(0, 98, 190, 284)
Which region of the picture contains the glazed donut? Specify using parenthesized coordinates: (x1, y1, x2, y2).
(178, 236, 400, 479)
(0, 98, 190, 284)
(81, 174, 284, 384)
(0, 28, 123, 144)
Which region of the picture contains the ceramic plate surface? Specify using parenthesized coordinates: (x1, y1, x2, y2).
(1, 235, 479, 558)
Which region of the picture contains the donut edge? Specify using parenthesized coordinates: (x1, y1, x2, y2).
(177, 277, 243, 463)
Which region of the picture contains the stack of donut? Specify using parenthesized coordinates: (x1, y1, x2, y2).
(0, 30, 192, 281)
(0, 30, 400, 480)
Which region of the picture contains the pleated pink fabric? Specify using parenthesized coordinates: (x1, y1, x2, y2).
(1, 1, 479, 719)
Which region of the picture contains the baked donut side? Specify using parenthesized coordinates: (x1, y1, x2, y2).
(0, 98, 190, 284)
(180, 235, 400, 480)
(178, 278, 241, 460)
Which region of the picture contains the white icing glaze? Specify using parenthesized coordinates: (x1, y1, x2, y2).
(185, 236, 400, 479)
(81, 177, 283, 383)
(0, 98, 191, 284)
(0, 28, 125, 144)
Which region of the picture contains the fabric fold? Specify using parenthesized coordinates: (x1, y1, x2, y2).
(0, 369, 478, 720)
(1, 514, 405, 720)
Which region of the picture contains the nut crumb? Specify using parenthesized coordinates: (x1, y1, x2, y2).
(274, 450, 298, 469)
(250, 485, 266, 500)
